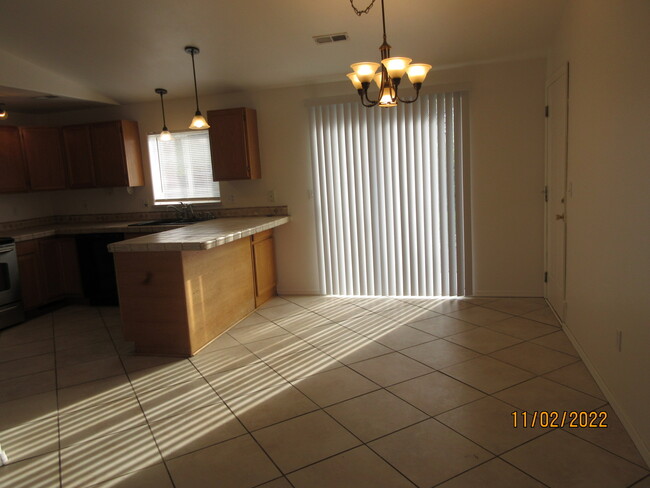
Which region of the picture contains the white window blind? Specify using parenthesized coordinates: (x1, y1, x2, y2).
(147, 130, 220, 204)
(309, 92, 467, 297)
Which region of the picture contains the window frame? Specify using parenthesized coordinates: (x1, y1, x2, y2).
(147, 129, 221, 206)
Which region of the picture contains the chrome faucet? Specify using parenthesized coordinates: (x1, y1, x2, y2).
(168, 202, 195, 220)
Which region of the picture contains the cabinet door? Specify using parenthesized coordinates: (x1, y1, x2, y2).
(208, 108, 261, 181)
(90, 121, 128, 187)
(63, 124, 95, 188)
(16, 241, 44, 310)
(0, 126, 29, 193)
(20, 127, 67, 190)
(252, 231, 276, 307)
(90, 120, 144, 187)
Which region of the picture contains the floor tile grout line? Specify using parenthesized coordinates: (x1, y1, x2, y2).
(561, 424, 650, 471)
(193, 308, 435, 484)
(185, 353, 292, 485)
(101, 308, 178, 488)
(50, 312, 64, 488)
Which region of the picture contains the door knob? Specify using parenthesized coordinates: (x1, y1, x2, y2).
(555, 214, 565, 220)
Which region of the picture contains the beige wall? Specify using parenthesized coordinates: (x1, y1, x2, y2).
(1, 57, 546, 297)
(549, 0, 650, 462)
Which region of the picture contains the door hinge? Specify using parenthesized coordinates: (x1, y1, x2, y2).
(544, 186, 548, 202)
(545, 105, 549, 117)
(544, 272, 548, 283)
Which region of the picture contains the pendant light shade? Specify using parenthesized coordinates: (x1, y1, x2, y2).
(155, 88, 173, 141)
(0, 103, 7, 120)
(189, 112, 209, 129)
(185, 46, 210, 130)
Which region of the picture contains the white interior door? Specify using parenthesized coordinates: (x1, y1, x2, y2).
(545, 66, 569, 322)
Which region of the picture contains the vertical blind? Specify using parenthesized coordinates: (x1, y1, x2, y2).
(309, 92, 467, 297)
(147, 130, 220, 204)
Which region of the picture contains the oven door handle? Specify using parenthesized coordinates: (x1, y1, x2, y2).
(0, 304, 21, 313)
(0, 248, 14, 254)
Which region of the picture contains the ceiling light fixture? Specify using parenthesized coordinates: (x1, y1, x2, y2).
(185, 46, 210, 130)
(347, 0, 431, 108)
(0, 103, 8, 120)
(155, 88, 172, 141)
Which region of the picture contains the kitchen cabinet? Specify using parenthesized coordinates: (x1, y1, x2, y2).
(62, 124, 95, 188)
(0, 126, 29, 193)
(113, 227, 283, 356)
(16, 240, 44, 310)
(207, 107, 261, 181)
(16, 237, 82, 310)
(251, 230, 277, 307)
(89, 120, 144, 187)
(19, 127, 67, 190)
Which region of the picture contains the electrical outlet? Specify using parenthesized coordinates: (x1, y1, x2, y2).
(267, 190, 275, 203)
(228, 194, 235, 203)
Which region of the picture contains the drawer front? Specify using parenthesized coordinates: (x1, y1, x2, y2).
(252, 229, 273, 242)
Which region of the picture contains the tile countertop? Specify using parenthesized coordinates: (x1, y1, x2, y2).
(107, 216, 290, 252)
(6, 221, 159, 242)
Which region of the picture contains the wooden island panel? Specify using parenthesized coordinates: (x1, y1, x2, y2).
(114, 236, 255, 356)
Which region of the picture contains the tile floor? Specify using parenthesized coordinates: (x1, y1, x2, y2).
(0, 296, 648, 488)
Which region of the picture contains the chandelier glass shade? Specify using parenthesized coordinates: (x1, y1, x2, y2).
(347, 0, 431, 107)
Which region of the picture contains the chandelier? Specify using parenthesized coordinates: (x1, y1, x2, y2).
(347, 0, 431, 108)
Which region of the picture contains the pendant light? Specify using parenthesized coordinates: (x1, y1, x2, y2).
(347, 0, 432, 108)
(185, 46, 210, 129)
(154, 88, 172, 141)
(0, 103, 7, 120)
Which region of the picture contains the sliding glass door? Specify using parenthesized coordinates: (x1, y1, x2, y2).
(309, 92, 469, 297)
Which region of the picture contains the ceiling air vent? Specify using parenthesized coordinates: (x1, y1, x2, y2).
(313, 33, 349, 45)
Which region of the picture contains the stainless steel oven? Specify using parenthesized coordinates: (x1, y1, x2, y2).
(0, 237, 24, 330)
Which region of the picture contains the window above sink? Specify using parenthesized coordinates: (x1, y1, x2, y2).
(147, 130, 220, 205)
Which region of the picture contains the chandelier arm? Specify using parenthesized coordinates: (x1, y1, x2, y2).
(362, 88, 380, 107)
(396, 83, 423, 104)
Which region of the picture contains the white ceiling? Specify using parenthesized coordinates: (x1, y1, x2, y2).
(0, 0, 567, 112)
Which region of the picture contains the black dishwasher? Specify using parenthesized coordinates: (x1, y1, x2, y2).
(76, 233, 123, 306)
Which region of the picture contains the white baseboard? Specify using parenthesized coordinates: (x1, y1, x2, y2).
(473, 289, 543, 297)
(276, 288, 323, 296)
(561, 322, 650, 467)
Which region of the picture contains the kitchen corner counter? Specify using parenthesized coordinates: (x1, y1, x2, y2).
(108, 216, 289, 253)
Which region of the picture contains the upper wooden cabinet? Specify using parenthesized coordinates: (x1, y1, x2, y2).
(207, 107, 261, 181)
(0, 126, 29, 193)
(89, 120, 144, 187)
(20, 127, 67, 191)
(62, 124, 96, 188)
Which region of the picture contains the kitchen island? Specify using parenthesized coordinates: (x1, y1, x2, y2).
(108, 216, 289, 356)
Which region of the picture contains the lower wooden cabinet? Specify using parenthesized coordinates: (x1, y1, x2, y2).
(17, 237, 82, 310)
(251, 230, 277, 307)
